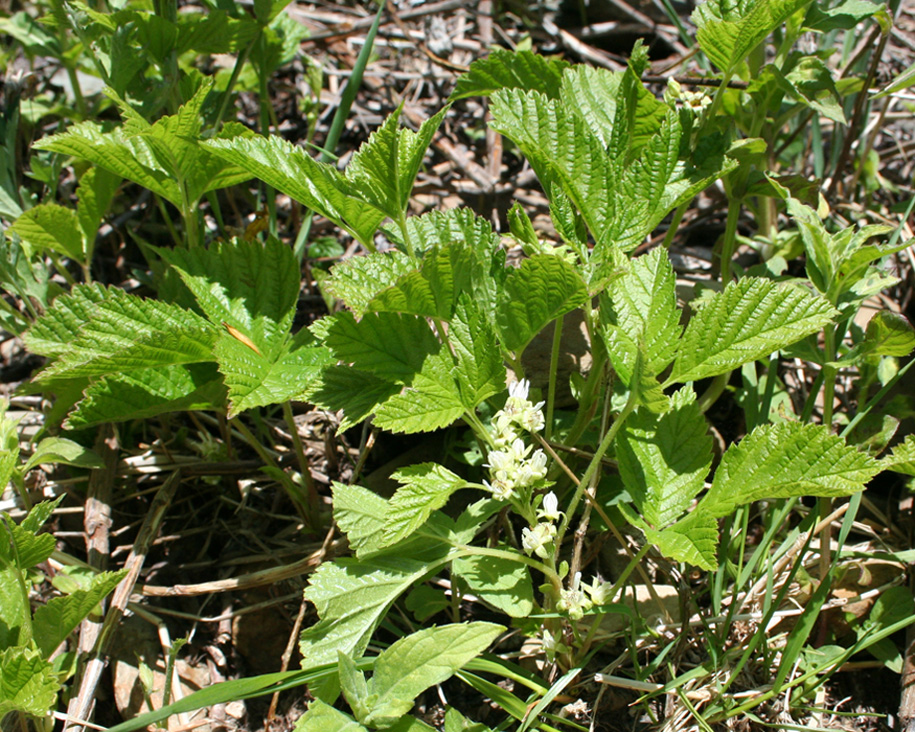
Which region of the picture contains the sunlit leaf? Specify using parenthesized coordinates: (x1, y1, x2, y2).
(668, 278, 837, 384)
(617, 387, 712, 528)
(450, 48, 570, 100)
(701, 422, 881, 518)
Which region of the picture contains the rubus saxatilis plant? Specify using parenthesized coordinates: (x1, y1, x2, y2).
(12, 0, 915, 728)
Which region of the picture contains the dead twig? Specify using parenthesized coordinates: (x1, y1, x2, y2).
(67, 470, 181, 731)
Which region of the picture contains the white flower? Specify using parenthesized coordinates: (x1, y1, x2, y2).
(485, 448, 515, 473)
(537, 492, 561, 522)
(509, 379, 531, 401)
(518, 405, 545, 433)
(491, 412, 518, 447)
(522, 522, 556, 559)
(584, 577, 614, 605)
(558, 572, 593, 621)
(528, 450, 548, 480)
(484, 469, 515, 501)
(540, 628, 569, 660)
(507, 437, 532, 462)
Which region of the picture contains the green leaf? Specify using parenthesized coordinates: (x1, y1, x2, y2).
(19, 497, 63, 535)
(490, 87, 734, 254)
(203, 134, 385, 247)
(605, 248, 681, 377)
(368, 245, 482, 321)
(805, 0, 890, 32)
(38, 292, 218, 380)
(0, 647, 60, 718)
(451, 555, 534, 617)
(382, 464, 465, 548)
(76, 167, 120, 255)
(496, 254, 588, 354)
(701, 422, 882, 518)
(384, 208, 500, 261)
(788, 201, 906, 302)
(561, 61, 665, 153)
(0, 519, 55, 571)
(444, 708, 494, 732)
(32, 570, 126, 657)
(364, 623, 504, 728)
(861, 311, 915, 357)
(34, 100, 252, 209)
(215, 331, 332, 417)
(338, 651, 372, 725)
(373, 349, 466, 434)
(0, 567, 29, 650)
(489, 88, 613, 249)
(0, 405, 20, 493)
(7, 203, 83, 260)
(693, 0, 813, 73)
(294, 698, 368, 732)
(332, 483, 389, 558)
(324, 251, 415, 317)
(345, 105, 448, 223)
(65, 364, 226, 430)
(668, 278, 837, 384)
(23, 437, 104, 473)
(254, 0, 294, 24)
(642, 510, 719, 570)
(450, 49, 570, 100)
(174, 10, 259, 54)
(601, 328, 669, 412)
(875, 59, 915, 98)
(882, 435, 915, 476)
(323, 311, 440, 383)
(450, 296, 506, 411)
(304, 366, 401, 432)
(774, 56, 847, 125)
(617, 387, 712, 529)
(161, 236, 300, 353)
(300, 554, 449, 668)
(23, 283, 111, 358)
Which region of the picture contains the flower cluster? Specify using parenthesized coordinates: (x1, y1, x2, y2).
(483, 379, 548, 502)
(520, 491, 562, 559)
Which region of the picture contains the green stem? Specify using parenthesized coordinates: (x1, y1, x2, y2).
(182, 201, 200, 249)
(212, 34, 257, 131)
(65, 63, 87, 118)
(397, 211, 416, 259)
(282, 402, 318, 510)
(555, 391, 637, 550)
(155, 195, 182, 248)
(661, 203, 687, 249)
(231, 417, 278, 468)
(462, 412, 492, 447)
(545, 314, 563, 442)
(696, 372, 729, 413)
(718, 194, 742, 284)
(564, 348, 607, 448)
(821, 324, 837, 430)
(47, 252, 77, 287)
(256, 34, 278, 238)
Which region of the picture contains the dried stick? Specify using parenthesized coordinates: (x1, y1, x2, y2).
(66, 470, 181, 731)
(66, 425, 118, 726)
